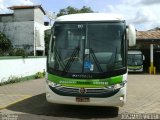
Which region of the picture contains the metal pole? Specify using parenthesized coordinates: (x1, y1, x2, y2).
(150, 44, 153, 66)
(149, 44, 156, 74)
(34, 29, 36, 56)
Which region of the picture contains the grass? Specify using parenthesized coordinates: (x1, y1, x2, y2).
(0, 56, 46, 60)
(0, 72, 45, 86)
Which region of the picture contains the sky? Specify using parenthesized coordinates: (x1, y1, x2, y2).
(0, 0, 160, 31)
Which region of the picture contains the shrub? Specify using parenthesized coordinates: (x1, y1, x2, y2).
(35, 72, 45, 79)
(9, 48, 28, 57)
(0, 32, 12, 55)
(0, 75, 36, 86)
(0, 76, 21, 86)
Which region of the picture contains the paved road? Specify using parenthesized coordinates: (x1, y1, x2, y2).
(0, 75, 160, 120)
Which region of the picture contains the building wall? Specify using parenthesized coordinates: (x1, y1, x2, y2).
(0, 7, 47, 54)
(0, 21, 34, 52)
(14, 9, 34, 22)
(34, 22, 45, 51)
(0, 57, 46, 83)
(33, 8, 45, 52)
(34, 8, 44, 24)
(0, 15, 13, 22)
(0, 22, 14, 42)
(0, 20, 47, 53)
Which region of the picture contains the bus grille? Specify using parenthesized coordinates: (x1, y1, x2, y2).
(49, 85, 120, 98)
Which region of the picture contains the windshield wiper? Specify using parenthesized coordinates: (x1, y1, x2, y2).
(54, 48, 65, 70)
(90, 48, 103, 72)
(63, 47, 80, 72)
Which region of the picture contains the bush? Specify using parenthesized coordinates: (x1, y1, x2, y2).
(0, 32, 12, 55)
(35, 72, 45, 79)
(0, 76, 21, 86)
(0, 75, 36, 86)
(9, 48, 28, 57)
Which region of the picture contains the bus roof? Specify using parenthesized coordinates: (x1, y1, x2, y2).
(56, 13, 124, 22)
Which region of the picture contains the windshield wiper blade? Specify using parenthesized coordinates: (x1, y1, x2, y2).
(63, 47, 80, 72)
(54, 48, 65, 70)
(90, 48, 103, 72)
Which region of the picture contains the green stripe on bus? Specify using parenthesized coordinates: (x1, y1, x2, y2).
(128, 66, 142, 69)
(48, 73, 123, 88)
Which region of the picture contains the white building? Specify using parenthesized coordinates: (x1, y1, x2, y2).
(0, 5, 50, 56)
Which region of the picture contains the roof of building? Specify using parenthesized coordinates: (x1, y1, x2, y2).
(148, 27, 160, 31)
(8, 5, 45, 15)
(0, 13, 13, 16)
(136, 30, 160, 40)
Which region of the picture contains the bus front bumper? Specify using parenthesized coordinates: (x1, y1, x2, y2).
(46, 85, 126, 107)
(128, 68, 143, 72)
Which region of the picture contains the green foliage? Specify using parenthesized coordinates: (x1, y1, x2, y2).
(0, 32, 12, 55)
(0, 73, 44, 86)
(35, 72, 45, 79)
(79, 6, 94, 13)
(0, 75, 35, 86)
(57, 6, 94, 17)
(44, 29, 51, 55)
(9, 48, 28, 57)
(0, 32, 31, 56)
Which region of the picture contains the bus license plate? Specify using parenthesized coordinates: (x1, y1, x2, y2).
(76, 97, 90, 102)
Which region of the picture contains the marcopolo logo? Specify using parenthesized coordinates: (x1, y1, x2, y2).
(79, 88, 87, 94)
(72, 74, 93, 79)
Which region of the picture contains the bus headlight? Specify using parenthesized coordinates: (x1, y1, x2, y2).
(46, 80, 61, 87)
(46, 80, 55, 87)
(113, 84, 122, 89)
(107, 80, 127, 90)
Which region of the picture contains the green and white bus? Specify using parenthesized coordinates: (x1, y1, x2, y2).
(46, 13, 136, 107)
(128, 50, 144, 72)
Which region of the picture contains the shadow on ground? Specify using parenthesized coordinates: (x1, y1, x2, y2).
(6, 93, 119, 119)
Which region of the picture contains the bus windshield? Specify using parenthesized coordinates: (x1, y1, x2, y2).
(128, 54, 143, 66)
(48, 22, 126, 73)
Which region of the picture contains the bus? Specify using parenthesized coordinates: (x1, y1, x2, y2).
(128, 50, 144, 72)
(46, 13, 136, 107)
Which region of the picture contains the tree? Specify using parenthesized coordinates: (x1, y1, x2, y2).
(0, 32, 12, 55)
(57, 6, 94, 17)
(79, 6, 94, 13)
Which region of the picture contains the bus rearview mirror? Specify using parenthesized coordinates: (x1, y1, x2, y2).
(128, 25, 136, 47)
(143, 55, 145, 61)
